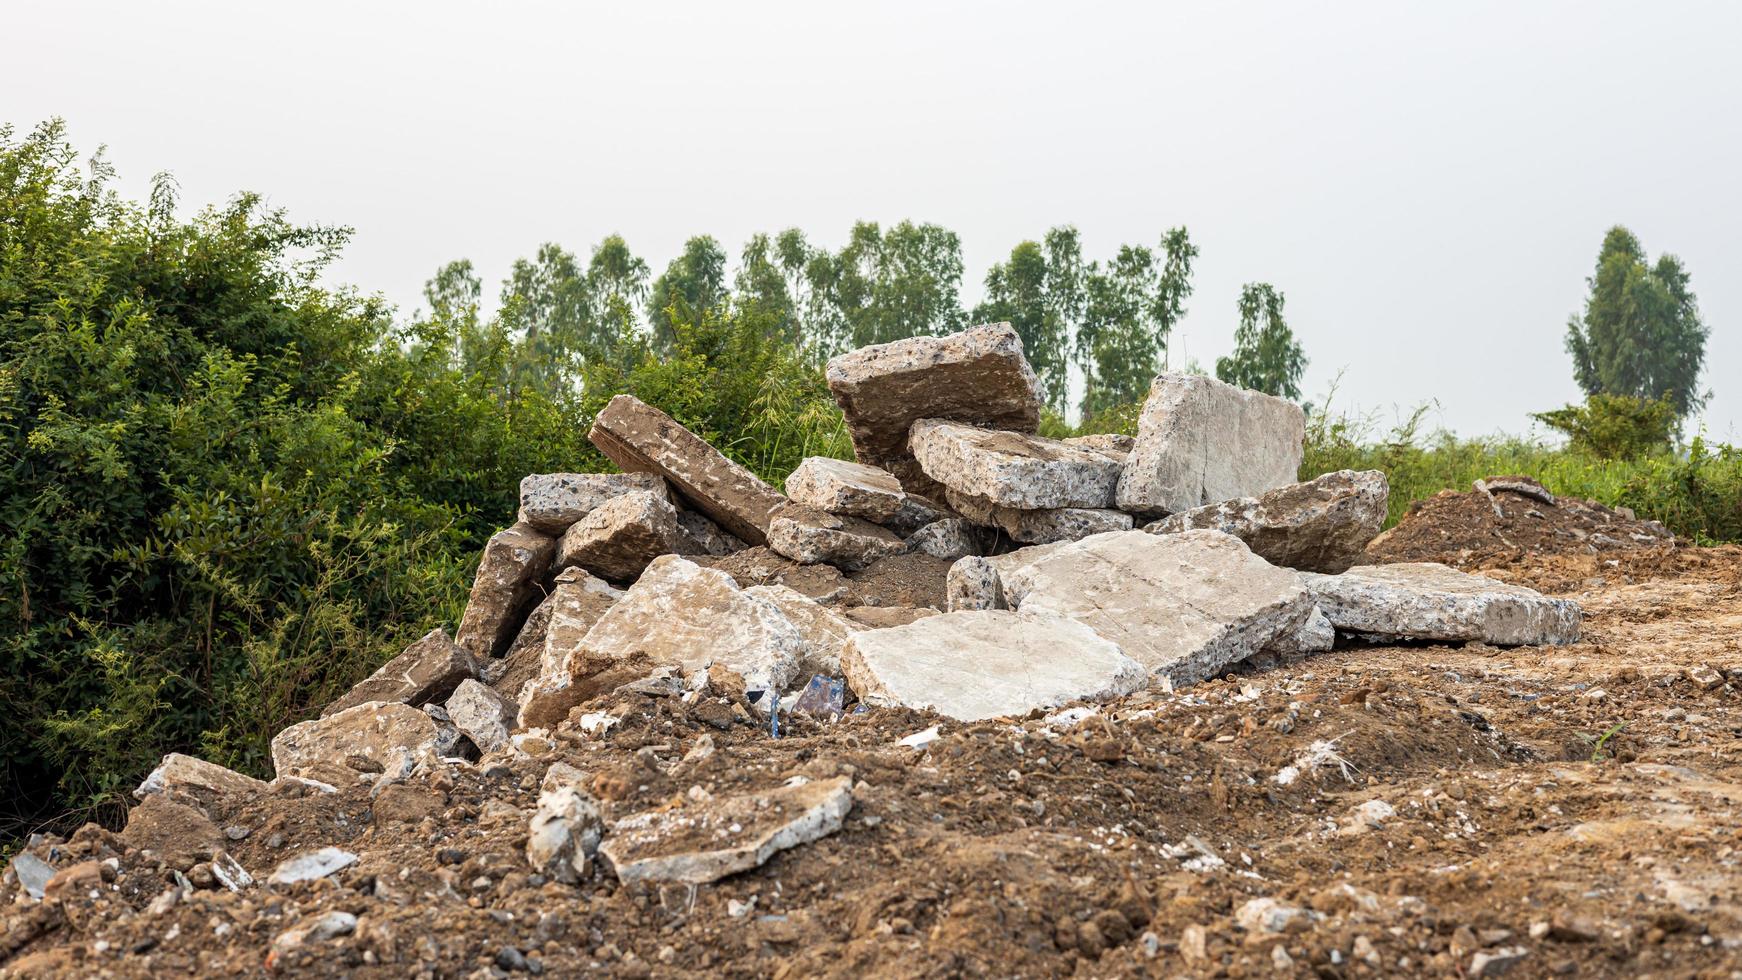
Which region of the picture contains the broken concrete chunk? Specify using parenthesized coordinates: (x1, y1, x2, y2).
(600, 776, 853, 884)
(270, 702, 442, 786)
(785, 456, 908, 521)
(1145, 470, 1389, 573)
(445, 679, 517, 754)
(135, 753, 270, 802)
(578, 556, 808, 692)
(1301, 563, 1582, 645)
(767, 503, 907, 572)
(588, 395, 789, 545)
(323, 628, 475, 718)
(9, 852, 52, 900)
(557, 489, 689, 582)
(268, 847, 356, 885)
(825, 323, 1044, 483)
(1012, 530, 1315, 686)
(910, 419, 1123, 510)
(1244, 606, 1336, 670)
(946, 489, 1133, 544)
(525, 785, 604, 884)
(531, 568, 624, 681)
(1063, 432, 1135, 457)
(743, 584, 863, 676)
(1116, 373, 1306, 515)
(674, 509, 746, 556)
(905, 518, 980, 560)
(841, 610, 1147, 721)
(945, 556, 1006, 612)
(517, 472, 669, 534)
(455, 523, 558, 660)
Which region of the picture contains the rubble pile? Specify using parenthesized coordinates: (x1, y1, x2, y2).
(3, 323, 1620, 977)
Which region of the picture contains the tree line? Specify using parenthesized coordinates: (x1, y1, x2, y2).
(422, 223, 1311, 420)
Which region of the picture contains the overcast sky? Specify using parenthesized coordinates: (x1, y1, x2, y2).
(11, 1, 1740, 438)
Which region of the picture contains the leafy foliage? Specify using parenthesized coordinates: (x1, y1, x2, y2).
(1532, 393, 1677, 460)
(0, 121, 595, 837)
(1565, 226, 1707, 420)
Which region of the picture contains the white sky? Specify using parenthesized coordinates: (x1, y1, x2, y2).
(10, 0, 1741, 439)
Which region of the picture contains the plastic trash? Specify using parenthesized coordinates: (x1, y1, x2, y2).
(792, 675, 845, 718)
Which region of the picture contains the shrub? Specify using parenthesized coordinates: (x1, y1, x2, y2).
(1531, 393, 1677, 459)
(0, 121, 593, 838)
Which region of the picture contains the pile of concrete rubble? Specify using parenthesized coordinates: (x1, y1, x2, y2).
(124, 322, 1583, 889)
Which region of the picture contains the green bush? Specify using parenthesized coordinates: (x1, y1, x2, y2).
(0, 122, 595, 837)
(1531, 393, 1677, 460)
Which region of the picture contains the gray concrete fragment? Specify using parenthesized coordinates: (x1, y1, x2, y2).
(910, 419, 1122, 510)
(1011, 530, 1315, 686)
(525, 784, 604, 883)
(267, 847, 356, 885)
(783, 456, 946, 535)
(946, 489, 1133, 543)
(945, 556, 1006, 612)
(1145, 469, 1389, 573)
(1116, 373, 1306, 515)
(557, 489, 689, 582)
(905, 518, 980, 560)
(743, 584, 863, 676)
(1063, 432, 1136, 457)
(270, 702, 442, 786)
(767, 503, 907, 572)
(600, 777, 853, 884)
(517, 472, 669, 533)
(825, 323, 1043, 485)
(445, 678, 517, 754)
(1301, 563, 1582, 645)
(674, 509, 746, 556)
(840, 610, 1147, 721)
(323, 628, 475, 718)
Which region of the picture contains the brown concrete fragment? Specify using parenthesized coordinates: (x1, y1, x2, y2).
(767, 503, 908, 572)
(323, 628, 475, 718)
(588, 395, 788, 545)
(557, 489, 688, 582)
(824, 323, 1043, 483)
(455, 523, 557, 660)
(271, 702, 442, 786)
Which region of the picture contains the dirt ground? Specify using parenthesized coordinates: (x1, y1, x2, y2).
(4, 499, 1741, 978)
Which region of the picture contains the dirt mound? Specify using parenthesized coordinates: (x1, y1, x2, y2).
(7, 549, 1742, 978)
(1362, 476, 1675, 570)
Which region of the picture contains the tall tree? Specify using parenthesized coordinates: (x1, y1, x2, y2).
(500, 243, 591, 391)
(734, 232, 800, 342)
(804, 221, 965, 355)
(421, 259, 497, 375)
(584, 234, 649, 355)
(1079, 245, 1159, 416)
(1565, 225, 1708, 419)
(975, 235, 1071, 411)
(648, 235, 728, 348)
(1216, 283, 1306, 399)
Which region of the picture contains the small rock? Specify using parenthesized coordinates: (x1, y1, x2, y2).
(599, 776, 853, 884)
(1235, 897, 1306, 934)
(1469, 946, 1529, 977)
(945, 556, 1006, 612)
(267, 847, 357, 885)
(445, 679, 517, 754)
(525, 786, 604, 884)
(8, 852, 53, 900)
